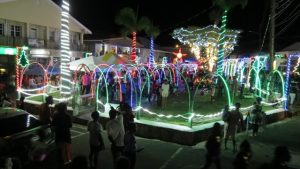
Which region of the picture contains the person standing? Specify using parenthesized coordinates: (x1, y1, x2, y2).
(106, 107, 125, 169)
(51, 102, 72, 168)
(81, 73, 87, 95)
(87, 111, 104, 169)
(224, 103, 244, 152)
(221, 105, 229, 139)
(201, 122, 222, 169)
(161, 79, 170, 109)
(233, 140, 252, 169)
(124, 122, 137, 169)
(250, 104, 262, 136)
(39, 96, 53, 125)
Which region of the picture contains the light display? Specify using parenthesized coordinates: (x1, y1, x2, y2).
(217, 10, 228, 74)
(293, 57, 300, 75)
(60, 0, 72, 96)
(18, 47, 29, 68)
(131, 31, 137, 62)
(172, 25, 240, 72)
(149, 36, 154, 67)
(285, 54, 300, 109)
(172, 48, 187, 64)
(19, 60, 287, 128)
(0, 47, 17, 55)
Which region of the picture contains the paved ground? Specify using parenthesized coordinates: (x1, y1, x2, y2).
(42, 110, 300, 169)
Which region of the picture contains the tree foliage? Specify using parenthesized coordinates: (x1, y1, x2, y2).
(213, 0, 248, 11)
(115, 7, 150, 36)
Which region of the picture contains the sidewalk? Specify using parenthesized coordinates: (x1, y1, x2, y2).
(215, 113, 300, 169)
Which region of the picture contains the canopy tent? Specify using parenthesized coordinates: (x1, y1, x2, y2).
(69, 53, 129, 71)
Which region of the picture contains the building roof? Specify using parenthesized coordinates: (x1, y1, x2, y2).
(85, 37, 144, 48)
(280, 42, 300, 52)
(0, 0, 91, 34)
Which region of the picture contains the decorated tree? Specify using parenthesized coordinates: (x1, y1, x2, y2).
(18, 48, 29, 68)
(144, 19, 160, 68)
(115, 7, 150, 63)
(213, 0, 248, 75)
(172, 25, 240, 72)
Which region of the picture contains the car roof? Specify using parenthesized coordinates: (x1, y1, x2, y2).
(0, 107, 28, 119)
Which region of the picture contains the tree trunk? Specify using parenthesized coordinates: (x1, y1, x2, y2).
(216, 10, 228, 75)
(131, 31, 137, 63)
(60, 0, 71, 97)
(149, 36, 154, 68)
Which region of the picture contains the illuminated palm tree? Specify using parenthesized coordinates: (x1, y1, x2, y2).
(115, 7, 150, 63)
(213, 0, 248, 75)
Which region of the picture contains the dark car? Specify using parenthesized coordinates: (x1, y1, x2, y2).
(0, 107, 52, 167)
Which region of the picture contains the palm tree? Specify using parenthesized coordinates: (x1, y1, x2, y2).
(145, 20, 160, 68)
(213, 0, 248, 75)
(115, 7, 150, 63)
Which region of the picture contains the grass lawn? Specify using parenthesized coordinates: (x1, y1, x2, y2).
(138, 92, 279, 127)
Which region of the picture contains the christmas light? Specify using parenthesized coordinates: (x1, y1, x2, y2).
(217, 10, 228, 75)
(292, 56, 300, 75)
(131, 31, 137, 62)
(149, 36, 155, 68)
(60, 0, 71, 97)
(172, 25, 240, 73)
(17, 47, 29, 68)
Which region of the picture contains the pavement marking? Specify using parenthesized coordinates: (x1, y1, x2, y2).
(159, 147, 183, 169)
(71, 129, 85, 134)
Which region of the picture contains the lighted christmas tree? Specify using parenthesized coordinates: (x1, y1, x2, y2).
(18, 48, 29, 68)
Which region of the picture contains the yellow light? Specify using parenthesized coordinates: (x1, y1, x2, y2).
(273, 60, 276, 70)
(177, 53, 182, 59)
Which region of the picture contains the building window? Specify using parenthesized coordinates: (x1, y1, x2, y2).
(30, 28, 37, 39)
(0, 23, 4, 35)
(10, 25, 21, 37)
(49, 31, 55, 41)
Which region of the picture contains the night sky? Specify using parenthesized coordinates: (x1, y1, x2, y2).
(53, 0, 300, 53)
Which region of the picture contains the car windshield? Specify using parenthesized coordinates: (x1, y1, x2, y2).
(0, 114, 42, 137)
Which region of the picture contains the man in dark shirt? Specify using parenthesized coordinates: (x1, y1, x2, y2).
(52, 102, 72, 168)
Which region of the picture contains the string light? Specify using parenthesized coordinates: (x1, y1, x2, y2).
(60, 0, 71, 97)
(217, 10, 228, 75)
(131, 31, 137, 62)
(149, 36, 155, 68)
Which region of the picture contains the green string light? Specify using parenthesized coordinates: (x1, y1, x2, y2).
(18, 47, 29, 68)
(217, 10, 228, 75)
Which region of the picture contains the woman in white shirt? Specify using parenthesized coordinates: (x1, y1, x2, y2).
(161, 79, 170, 109)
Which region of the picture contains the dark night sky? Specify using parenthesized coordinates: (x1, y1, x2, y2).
(53, 0, 300, 53)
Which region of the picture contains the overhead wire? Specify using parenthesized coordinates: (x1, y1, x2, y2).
(259, 15, 270, 52)
(276, 10, 300, 36)
(161, 5, 213, 33)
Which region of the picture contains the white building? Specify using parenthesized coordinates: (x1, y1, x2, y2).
(0, 0, 91, 82)
(84, 37, 172, 64)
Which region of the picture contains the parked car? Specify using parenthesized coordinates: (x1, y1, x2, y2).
(0, 107, 52, 167)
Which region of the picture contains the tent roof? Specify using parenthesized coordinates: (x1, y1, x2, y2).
(69, 53, 129, 71)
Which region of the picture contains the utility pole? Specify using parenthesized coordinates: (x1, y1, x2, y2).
(269, 0, 275, 71)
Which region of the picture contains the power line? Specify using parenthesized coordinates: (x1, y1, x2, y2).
(276, 11, 300, 36)
(260, 15, 270, 52)
(161, 5, 213, 33)
(276, 8, 300, 27)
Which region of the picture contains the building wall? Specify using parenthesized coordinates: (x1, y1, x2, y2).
(0, 0, 86, 33)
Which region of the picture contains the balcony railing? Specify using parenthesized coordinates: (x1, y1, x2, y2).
(0, 36, 85, 51)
